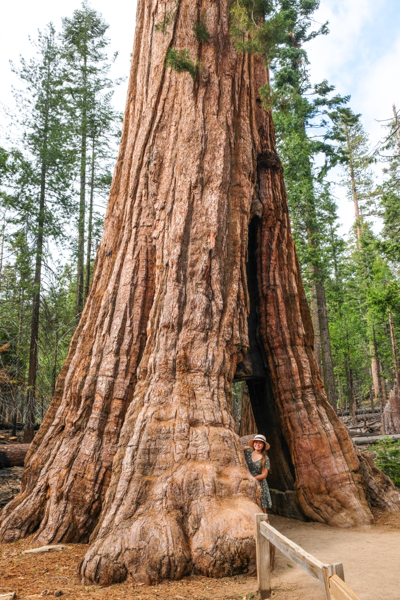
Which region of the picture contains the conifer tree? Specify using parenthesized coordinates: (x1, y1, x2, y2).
(379, 105, 400, 265)
(62, 2, 119, 316)
(330, 109, 388, 418)
(8, 24, 74, 441)
(267, 6, 346, 409)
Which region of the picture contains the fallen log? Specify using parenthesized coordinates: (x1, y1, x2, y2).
(338, 408, 380, 417)
(353, 434, 400, 445)
(0, 444, 29, 468)
(22, 545, 68, 555)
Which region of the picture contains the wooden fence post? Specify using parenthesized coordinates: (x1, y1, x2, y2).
(256, 513, 271, 599)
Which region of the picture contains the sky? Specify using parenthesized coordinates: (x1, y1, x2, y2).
(1, 0, 400, 235)
(306, 0, 400, 232)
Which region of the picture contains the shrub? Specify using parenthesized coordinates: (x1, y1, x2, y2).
(370, 438, 400, 487)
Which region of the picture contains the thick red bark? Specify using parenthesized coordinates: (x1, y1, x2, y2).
(1, 0, 399, 586)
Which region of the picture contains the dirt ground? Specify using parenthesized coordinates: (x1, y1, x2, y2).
(0, 510, 399, 600)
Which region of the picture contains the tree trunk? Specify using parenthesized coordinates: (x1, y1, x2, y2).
(1, 0, 399, 585)
(345, 124, 362, 244)
(310, 278, 322, 372)
(316, 281, 337, 411)
(239, 385, 257, 437)
(371, 343, 380, 408)
(51, 329, 58, 396)
(389, 312, 399, 389)
(346, 361, 356, 422)
(85, 137, 95, 300)
(0, 212, 6, 293)
(76, 61, 87, 319)
(23, 138, 47, 443)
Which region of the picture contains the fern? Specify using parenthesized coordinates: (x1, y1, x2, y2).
(165, 48, 199, 80)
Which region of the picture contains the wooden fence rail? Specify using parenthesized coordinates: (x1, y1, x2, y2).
(256, 514, 361, 600)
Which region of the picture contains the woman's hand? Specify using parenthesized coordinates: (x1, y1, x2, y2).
(254, 468, 268, 481)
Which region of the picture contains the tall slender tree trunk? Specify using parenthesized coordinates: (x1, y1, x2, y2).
(239, 385, 257, 437)
(345, 330, 356, 421)
(393, 104, 400, 152)
(51, 329, 58, 396)
(371, 325, 387, 432)
(23, 135, 47, 443)
(346, 127, 382, 410)
(76, 60, 88, 319)
(370, 341, 380, 407)
(316, 281, 337, 411)
(302, 140, 336, 408)
(389, 311, 400, 389)
(0, 212, 6, 293)
(13, 285, 24, 438)
(345, 124, 362, 242)
(2, 0, 399, 585)
(85, 137, 95, 300)
(310, 276, 322, 371)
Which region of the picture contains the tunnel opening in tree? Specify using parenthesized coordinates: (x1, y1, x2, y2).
(234, 215, 304, 520)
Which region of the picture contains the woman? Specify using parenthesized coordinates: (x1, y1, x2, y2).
(244, 434, 272, 513)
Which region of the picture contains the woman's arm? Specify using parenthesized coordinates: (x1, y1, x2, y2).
(254, 468, 268, 481)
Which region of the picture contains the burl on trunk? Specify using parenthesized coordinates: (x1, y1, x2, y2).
(1, 0, 399, 585)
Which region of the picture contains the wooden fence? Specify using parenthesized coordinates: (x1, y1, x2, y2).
(256, 514, 361, 600)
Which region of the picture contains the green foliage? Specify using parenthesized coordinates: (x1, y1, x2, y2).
(165, 48, 199, 80)
(61, 1, 121, 315)
(155, 11, 176, 34)
(376, 108, 400, 265)
(193, 15, 210, 42)
(230, 0, 326, 67)
(0, 3, 121, 427)
(371, 439, 400, 487)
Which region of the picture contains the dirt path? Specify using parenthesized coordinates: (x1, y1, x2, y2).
(269, 512, 400, 600)
(0, 511, 398, 599)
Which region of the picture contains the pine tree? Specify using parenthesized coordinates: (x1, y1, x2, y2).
(379, 105, 400, 265)
(62, 2, 119, 317)
(330, 109, 389, 420)
(8, 24, 74, 441)
(268, 10, 347, 410)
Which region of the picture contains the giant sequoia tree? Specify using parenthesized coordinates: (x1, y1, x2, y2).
(1, 0, 399, 586)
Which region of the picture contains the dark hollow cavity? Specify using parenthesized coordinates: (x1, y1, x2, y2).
(234, 216, 305, 521)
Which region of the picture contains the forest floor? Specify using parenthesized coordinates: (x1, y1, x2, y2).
(0, 510, 399, 600)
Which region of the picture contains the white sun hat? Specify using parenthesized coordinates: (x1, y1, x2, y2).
(248, 434, 270, 450)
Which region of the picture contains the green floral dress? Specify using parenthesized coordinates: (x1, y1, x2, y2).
(244, 449, 272, 509)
